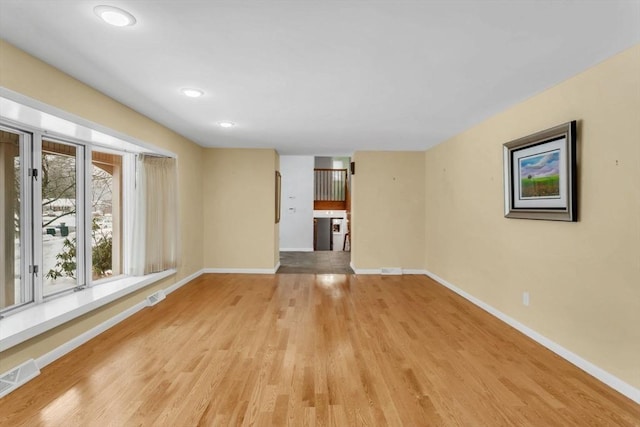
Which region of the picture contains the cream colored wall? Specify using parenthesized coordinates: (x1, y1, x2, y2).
(424, 45, 640, 388)
(202, 148, 279, 270)
(0, 40, 204, 371)
(351, 151, 425, 270)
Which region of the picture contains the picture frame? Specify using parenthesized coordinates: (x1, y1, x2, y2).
(503, 121, 577, 221)
(275, 171, 281, 224)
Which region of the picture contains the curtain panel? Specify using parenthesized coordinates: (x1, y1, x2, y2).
(130, 154, 177, 276)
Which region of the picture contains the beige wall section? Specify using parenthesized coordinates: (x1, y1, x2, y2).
(424, 45, 640, 388)
(202, 148, 279, 270)
(0, 41, 204, 371)
(352, 151, 425, 270)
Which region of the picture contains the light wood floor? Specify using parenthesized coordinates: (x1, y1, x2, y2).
(1, 274, 638, 426)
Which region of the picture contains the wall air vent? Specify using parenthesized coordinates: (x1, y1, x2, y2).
(146, 290, 166, 306)
(0, 359, 40, 398)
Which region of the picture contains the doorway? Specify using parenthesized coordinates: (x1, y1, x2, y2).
(277, 155, 353, 274)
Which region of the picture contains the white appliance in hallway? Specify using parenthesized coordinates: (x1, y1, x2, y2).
(331, 218, 345, 251)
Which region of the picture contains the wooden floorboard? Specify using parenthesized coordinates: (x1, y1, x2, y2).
(0, 274, 638, 426)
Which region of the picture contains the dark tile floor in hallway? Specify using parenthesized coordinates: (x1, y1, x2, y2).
(277, 251, 354, 274)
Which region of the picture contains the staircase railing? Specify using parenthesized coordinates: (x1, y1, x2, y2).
(314, 168, 348, 210)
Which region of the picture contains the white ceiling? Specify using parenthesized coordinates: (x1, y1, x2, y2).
(0, 1, 638, 155)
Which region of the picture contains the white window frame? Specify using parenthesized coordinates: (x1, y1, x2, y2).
(90, 144, 131, 287)
(0, 124, 131, 313)
(39, 135, 87, 299)
(0, 125, 34, 311)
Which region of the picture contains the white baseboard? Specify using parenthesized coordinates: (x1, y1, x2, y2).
(402, 269, 428, 275)
(354, 269, 382, 274)
(349, 263, 428, 276)
(350, 262, 380, 274)
(165, 269, 204, 294)
(280, 248, 314, 252)
(424, 269, 640, 404)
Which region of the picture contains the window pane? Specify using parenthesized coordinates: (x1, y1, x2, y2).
(42, 140, 78, 296)
(91, 151, 122, 280)
(1, 130, 30, 310)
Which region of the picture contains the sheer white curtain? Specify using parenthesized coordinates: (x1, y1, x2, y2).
(130, 154, 177, 276)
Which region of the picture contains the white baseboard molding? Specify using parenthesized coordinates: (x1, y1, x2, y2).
(204, 265, 280, 274)
(402, 269, 428, 275)
(280, 248, 314, 252)
(165, 269, 205, 295)
(349, 263, 428, 276)
(350, 262, 380, 274)
(354, 269, 382, 274)
(424, 269, 640, 404)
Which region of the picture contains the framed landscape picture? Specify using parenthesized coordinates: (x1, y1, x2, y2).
(503, 121, 577, 221)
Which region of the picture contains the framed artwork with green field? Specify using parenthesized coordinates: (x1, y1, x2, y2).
(503, 121, 577, 221)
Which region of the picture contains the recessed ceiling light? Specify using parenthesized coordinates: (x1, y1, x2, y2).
(94, 5, 136, 27)
(181, 88, 204, 98)
(219, 122, 235, 128)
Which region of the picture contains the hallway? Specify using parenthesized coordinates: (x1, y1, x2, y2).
(277, 251, 354, 274)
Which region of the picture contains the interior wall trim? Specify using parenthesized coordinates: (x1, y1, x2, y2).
(350, 262, 381, 274)
(424, 269, 640, 404)
(164, 270, 204, 294)
(349, 263, 428, 276)
(402, 269, 429, 275)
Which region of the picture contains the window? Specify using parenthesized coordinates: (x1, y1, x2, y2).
(0, 115, 175, 317)
(42, 139, 81, 296)
(1, 128, 30, 311)
(91, 150, 123, 280)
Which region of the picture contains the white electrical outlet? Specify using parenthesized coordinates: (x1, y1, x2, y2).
(522, 291, 530, 306)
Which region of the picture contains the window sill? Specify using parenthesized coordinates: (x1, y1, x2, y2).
(0, 269, 176, 352)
